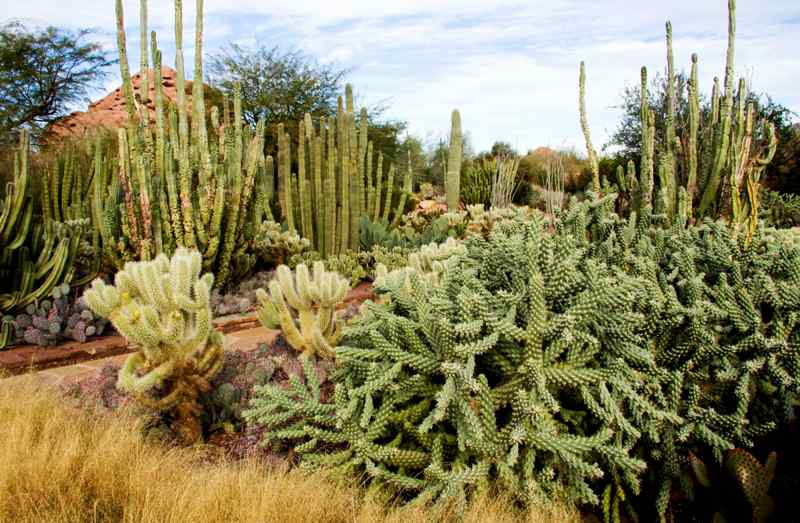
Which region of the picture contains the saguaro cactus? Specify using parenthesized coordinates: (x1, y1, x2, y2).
(83, 248, 224, 444)
(255, 262, 350, 359)
(445, 109, 462, 210)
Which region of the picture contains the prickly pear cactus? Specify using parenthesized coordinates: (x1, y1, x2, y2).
(4, 283, 109, 347)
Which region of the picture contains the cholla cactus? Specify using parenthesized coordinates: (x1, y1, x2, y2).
(253, 220, 311, 266)
(84, 247, 224, 444)
(374, 237, 466, 292)
(255, 262, 350, 359)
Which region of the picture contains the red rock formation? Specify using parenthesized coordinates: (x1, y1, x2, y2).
(47, 67, 195, 139)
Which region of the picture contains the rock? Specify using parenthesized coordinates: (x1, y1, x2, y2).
(45, 67, 205, 140)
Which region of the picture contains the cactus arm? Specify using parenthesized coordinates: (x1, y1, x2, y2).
(446, 110, 463, 209)
(579, 63, 600, 195)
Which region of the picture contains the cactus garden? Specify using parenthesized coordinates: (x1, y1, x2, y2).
(1, 0, 799, 521)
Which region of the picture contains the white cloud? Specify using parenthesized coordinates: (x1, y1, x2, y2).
(3, 0, 798, 152)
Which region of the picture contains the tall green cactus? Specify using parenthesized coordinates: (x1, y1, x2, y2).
(84, 247, 224, 444)
(100, 0, 271, 288)
(445, 109, 462, 210)
(1, 131, 84, 347)
(581, 0, 776, 239)
(275, 88, 413, 257)
(579, 62, 601, 195)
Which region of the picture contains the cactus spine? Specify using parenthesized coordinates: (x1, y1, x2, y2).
(445, 109, 462, 210)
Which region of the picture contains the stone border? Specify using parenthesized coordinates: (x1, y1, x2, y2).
(0, 314, 258, 376)
(0, 283, 375, 375)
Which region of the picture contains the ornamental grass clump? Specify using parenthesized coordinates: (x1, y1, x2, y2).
(84, 247, 223, 444)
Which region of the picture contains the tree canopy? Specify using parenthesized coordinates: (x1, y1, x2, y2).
(207, 44, 347, 133)
(0, 21, 114, 143)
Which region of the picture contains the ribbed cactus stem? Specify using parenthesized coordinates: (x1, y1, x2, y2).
(115, 0, 137, 124)
(446, 109, 462, 210)
(686, 53, 699, 218)
(373, 152, 384, 222)
(698, 0, 736, 217)
(382, 164, 395, 223)
(579, 62, 600, 195)
(138, 0, 149, 106)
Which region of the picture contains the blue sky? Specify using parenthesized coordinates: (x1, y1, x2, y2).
(3, 0, 799, 153)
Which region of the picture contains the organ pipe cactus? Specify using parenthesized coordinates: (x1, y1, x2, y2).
(276, 88, 413, 257)
(103, 0, 269, 287)
(581, 0, 777, 241)
(83, 247, 224, 444)
(1, 131, 84, 348)
(255, 262, 350, 359)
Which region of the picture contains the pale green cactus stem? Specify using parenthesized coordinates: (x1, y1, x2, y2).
(446, 109, 462, 210)
(686, 53, 699, 219)
(579, 62, 600, 195)
(83, 248, 224, 444)
(391, 150, 414, 228)
(138, 0, 149, 107)
(698, 0, 736, 217)
(115, 0, 137, 124)
(661, 21, 678, 219)
(372, 152, 384, 222)
(256, 262, 350, 359)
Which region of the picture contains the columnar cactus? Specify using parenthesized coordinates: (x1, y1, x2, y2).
(445, 109, 462, 210)
(255, 262, 350, 359)
(1, 131, 84, 349)
(83, 247, 224, 444)
(579, 62, 601, 195)
(275, 88, 413, 257)
(101, 0, 269, 287)
(581, 0, 777, 239)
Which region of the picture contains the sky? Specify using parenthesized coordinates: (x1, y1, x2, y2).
(3, 0, 799, 154)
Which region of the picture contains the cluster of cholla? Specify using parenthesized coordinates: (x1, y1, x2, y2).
(246, 194, 800, 520)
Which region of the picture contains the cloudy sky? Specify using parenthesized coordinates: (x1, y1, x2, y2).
(3, 0, 799, 153)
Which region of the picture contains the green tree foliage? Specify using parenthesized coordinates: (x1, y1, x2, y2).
(207, 43, 347, 143)
(0, 22, 114, 143)
(605, 71, 692, 165)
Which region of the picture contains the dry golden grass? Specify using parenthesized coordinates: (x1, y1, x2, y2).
(0, 376, 579, 523)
